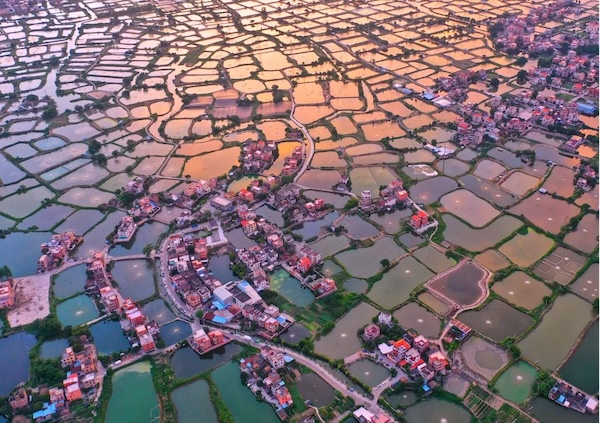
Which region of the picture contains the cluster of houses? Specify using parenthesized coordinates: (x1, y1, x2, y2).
(573, 162, 597, 191)
(549, 380, 599, 414)
(239, 346, 296, 421)
(241, 139, 277, 172)
(9, 340, 100, 422)
(37, 232, 83, 273)
(189, 328, 230, 354)
(528, 55, 598, 96)
(359, 178, 410, 213)
(128, 193, 161, 219)
(121, 298, 160, 353)
(491, 0, 579, 53)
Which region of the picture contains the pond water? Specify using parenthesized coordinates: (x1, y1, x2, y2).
(474, 250, 510, 272)
(393, 302, 441, 338)
(335, 237, 405, 279)
(212, 361, 280, 423)
(56, 294, 99, 327)
(500, 171, 540, 196)
(53, 264, 87, 300)
(40, 338, 69, 359)
(570, 263, 599, 302)
(461, 336, 509, 381)
(427, 261, 487, 307)
(170, 344, 243, 379)
(386, 390, 418, 408)
(441, 214, 522, 252)
(303, 190, 349, 209)
(110, 221, 167, 256)
(111, 259, 156, 302)
(171, 379, 218, 423)
(315, 302, 378, 359)
(369, 209, 412, 235)
(499, 229, 554, 268)
(368, 256, 433, 310)
(105, 361, 159, 423)
(0, 231, 54, 277)
(293, 211, 340, 240)
(337, 214, 379, 239)
(436, 158, 470, 177)
(494, 361, 537, 404)
(459, 299, 534, 343)
(518, 294, 593, 370)
(0, 332, 36, 396)
(225, 228, 258, 249)
(559, 320, 598, 394)
(348, 360, 389, 387)
(255, 205, 284, 227)
(295, 372, 336, 408)
(509, 194, 580, 235)
(458, 174, 518, 208)
(269, 268, 314, 306)
(491, 271, 552, 310)
(530, 397, 598, 423)
(413, 246, 455, 273)
(142, 299, 176, 325)
(182, 147, 241, 180)
(473, 159, 506, 180)
(208, 255, 237, 284)
(310, 235, 350, 258)
(160, 321, 192, 346)
(409, 176, 458, 205)
(343, 278, 368, 294)
(403, 398, 472, 423)
(90, 320, 130, 355)
(440, 189, 500, 228)
(349, 166, 397, 197)
(321, 260, 342, 278)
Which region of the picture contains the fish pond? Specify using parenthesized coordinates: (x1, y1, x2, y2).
(53, 265, 87, 300)
(56, 294, 99, 327)
(295, 373, 336, 407)
(170, 344, 243, 379)
(494, 361, 537, 404)
(0, 332, 36, 396)
(269, 268, 315, 307)
(459, 300, 534, 343)
(558, 319, 598, 394)
(426, 261, 487, 307)
(105, 361, 159, 423)
(171, 379, 218, 423)
(90, 320, 130, 355)
(111, 259, 156, 302)
(403, 399, 472, 423)
(348, 360, 389, 387)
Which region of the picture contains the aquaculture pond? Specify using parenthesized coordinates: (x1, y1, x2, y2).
(56, 294, 99, 327)
(348, 360, 389, 387)
(0, 332, 36, 396)
(279, 324, 311, 344)
(530, 397, 598, 423)
(403, 398, 472, 423)
(559, 320, 598, 394)
(110, 221, 167, 256)
(441, 214, 523, 252)
(170, 343, 243, 380)
(459, 300, 534, 343)
(212, 361, 280, 423)
(0, 231, 53, 277)
(427, 261, 487, 307)
(295, 373, 336, 407)
(393, 302, 441, 338)
(335, 237, 405, 279)
(310, 235, 350, 258)
(343, 278, 368, 294)
(255, 204, 284, 227)
(518, 294, 593, 370)
(160, 320, 192, 346)
(90, 320, 130, 355)
(368, 256, 433, 310)
(40, 338, 69, 359)
(494, 361, 537, 404)
(111, 259, 156, 302)
(292, 211, 340, 240)
(141, 299, 176, 325)
(171, 379, 218, 423)
(208, 255, 237, 284)
(53, 264, 87, 299)
(386, 390, 418, 408)
(269, 268, 314, 306)
(105, 361, 159, 423)
(315, 302, 378, 359)
(491, 271, 552, 310)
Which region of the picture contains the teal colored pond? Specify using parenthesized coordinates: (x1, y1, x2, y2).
(56, 294, 99, 327)
(269, 268, 314, 307)
(171, 379, 218, 423)
(105, 361, 159, 423)
(494, 361, 537, 404)
(212, 361, 280, 423)
(559, 320, 598, 394)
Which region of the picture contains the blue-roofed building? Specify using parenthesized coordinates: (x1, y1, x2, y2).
(423, 92, 436, 101)
(577, 103, 597, 115)
(32, 402, 57, 421)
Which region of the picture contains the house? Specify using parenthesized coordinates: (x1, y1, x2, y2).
(405, 348, 421, 366)
(352, 407, 392, 423)
(49, 387, 65, 403)
(0, 279, 15, 308)
(412, 335, 428, 352)
(9, 387, 29, 411)
(261, 346, 286, 369)
(416, 362, 435, 381)
(428, 351, 449, 371)
(99, 286, 120, 312)
(363, 324, 381, 340)
(63, 374, 82, 401)
(61, 347, 77, 368)
(137, 325, 156, 353)
(560, 135, 585, 153)
(298, 256, 312, 273)
(192, 329, 212, 351)
(378, 312, 392, 326)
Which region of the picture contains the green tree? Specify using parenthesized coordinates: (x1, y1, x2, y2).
(142, 244, 153, 258)
(380, 259, 390, 267)
(344, 198, 358, 210)
(490, 77, 500, 89)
